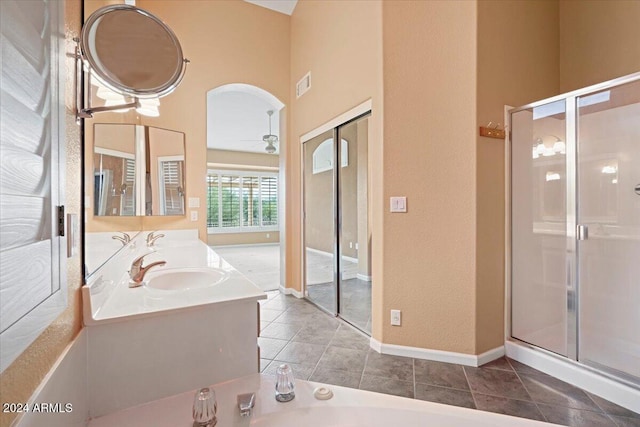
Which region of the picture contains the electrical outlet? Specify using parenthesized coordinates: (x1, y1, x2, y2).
(266, 233, 270, 238)
(190, 210, 198, 221)
(391, 309, 401, 326)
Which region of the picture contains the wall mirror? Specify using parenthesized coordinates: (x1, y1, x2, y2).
(93, 124, 186, 217)
(76, 4, 188, 119)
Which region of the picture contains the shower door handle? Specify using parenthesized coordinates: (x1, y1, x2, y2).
(577, 224, 589, 241)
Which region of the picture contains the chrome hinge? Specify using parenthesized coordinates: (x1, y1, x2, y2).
(577, 224, 588, 241)
(57, 205, 65, 237)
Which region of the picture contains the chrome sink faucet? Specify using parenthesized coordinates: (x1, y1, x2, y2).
(146, 231, 165, 247)
(112, 232, 131, 246)
(128, 253, 166, 288)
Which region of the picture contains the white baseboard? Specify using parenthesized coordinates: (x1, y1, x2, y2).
(210, 242, 280, 248)
(279, 285, 304, 299)
(506, 340, 640, 414)
(356, 273, 372, 282)
(370, 337, 504, 367)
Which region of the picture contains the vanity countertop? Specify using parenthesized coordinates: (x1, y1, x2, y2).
(83, 234, 266, 325)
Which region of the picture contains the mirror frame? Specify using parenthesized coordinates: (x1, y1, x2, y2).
(81, 4, 187, 99)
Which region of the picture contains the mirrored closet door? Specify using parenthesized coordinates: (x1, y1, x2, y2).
(303, 112, 371, 334)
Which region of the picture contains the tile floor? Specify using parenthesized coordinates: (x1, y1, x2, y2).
(306, 278, 372, 333)
(213, 244, 281, 291)
(259, 291, 640, 426)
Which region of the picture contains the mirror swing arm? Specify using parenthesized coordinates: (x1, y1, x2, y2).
(73, 38, 140, 122)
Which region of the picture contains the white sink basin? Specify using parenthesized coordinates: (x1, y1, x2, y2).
(145, 267, 229, 291)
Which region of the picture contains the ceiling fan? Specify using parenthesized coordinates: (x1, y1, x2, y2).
(263, 110, 278, 154)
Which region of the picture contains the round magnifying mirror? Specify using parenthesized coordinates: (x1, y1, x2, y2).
(81, 5, 186, 98)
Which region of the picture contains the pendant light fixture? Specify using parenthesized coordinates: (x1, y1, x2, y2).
(263, 110, 278, 154)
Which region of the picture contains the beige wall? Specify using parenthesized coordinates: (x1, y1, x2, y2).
(0, 2, 83, 426)
(559, 0, 640, 93)
(208, 232, 279, 246)
(288, 1, 384, 340)
(475, 0, 559, 353)
(207, 149, 279, 169)
(136, 0, 290, 240)
(382, 1, 478, 353)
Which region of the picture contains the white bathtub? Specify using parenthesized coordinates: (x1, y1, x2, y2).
(88, 374, 558, 427)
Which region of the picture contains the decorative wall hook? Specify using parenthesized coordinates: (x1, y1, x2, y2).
(479, 121, 506, 139)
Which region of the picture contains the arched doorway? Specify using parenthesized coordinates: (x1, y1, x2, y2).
(206, 84, 286, 292)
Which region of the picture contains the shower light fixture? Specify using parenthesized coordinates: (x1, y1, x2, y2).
(546, 171, 561, 181)
(532, 135, 565, 159)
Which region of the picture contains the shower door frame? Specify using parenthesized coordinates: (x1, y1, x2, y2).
(505, 71, 640, 387)
(300, 100, 372, 333)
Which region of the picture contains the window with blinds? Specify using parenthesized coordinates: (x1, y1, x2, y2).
(121, 158, 136, 216)
(159, 159, 185, 215)
(261, 176, 278, 226)
(207, 171, 278, 232)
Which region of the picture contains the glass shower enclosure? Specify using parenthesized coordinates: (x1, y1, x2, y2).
(509, 73, 640, 385)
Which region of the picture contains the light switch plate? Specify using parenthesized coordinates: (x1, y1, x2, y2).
(391, 309, 401, 326)
(390, 196, 407, 213)
(188, 197, 200, 208)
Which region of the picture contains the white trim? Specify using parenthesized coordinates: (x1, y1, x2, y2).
(300, 99, 373, 143)
(504, 104, 513, 342)
(477, 346, 507, 366)
(208, 226, 279, 235)
(207, 83, 285, 110)
(279, 285, 304, 299)
(210, 243, 280, 249)
(207, 168, 279, 178)
(94, 147, 135, 160)
(306, 247, 359, 264)
(506, 340, 640, 414)
(207, 163, 279, 172)
(356, 274, 372, 282)
(369, 337, 504, 367)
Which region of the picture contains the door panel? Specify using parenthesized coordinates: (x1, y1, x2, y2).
(577, 83, 640, 379)
(338, 117, 371, 333)
(511, 100, 569, 356)
(303, 130, 337, 314)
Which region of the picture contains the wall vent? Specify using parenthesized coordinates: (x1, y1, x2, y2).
(296, 72, 311, 98)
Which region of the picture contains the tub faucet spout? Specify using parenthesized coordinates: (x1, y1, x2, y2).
(129, 254, 166, 287)
(237, 393, 255, 417)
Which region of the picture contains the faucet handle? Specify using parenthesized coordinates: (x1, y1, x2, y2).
(129, 253, 151, 277)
